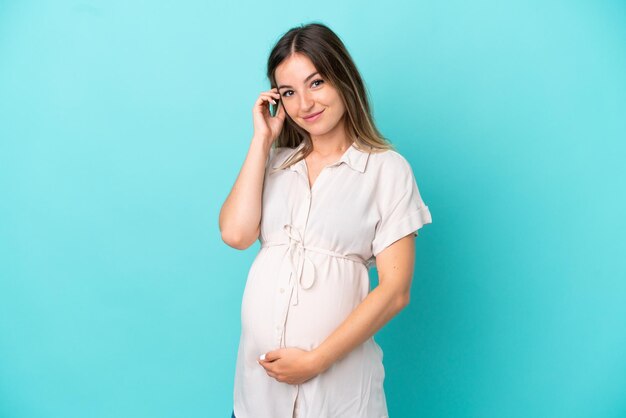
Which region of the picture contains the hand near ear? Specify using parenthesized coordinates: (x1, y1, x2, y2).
(253, 87, 286, 145)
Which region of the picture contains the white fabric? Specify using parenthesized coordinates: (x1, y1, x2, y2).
(233, 140, 432, 418)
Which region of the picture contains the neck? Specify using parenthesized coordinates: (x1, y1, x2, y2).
(309, 121, 353, 158)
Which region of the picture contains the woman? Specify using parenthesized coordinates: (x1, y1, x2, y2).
(219, 22, 432, 418)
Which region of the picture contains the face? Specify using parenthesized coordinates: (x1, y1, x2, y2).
(275, 53, 347, 139)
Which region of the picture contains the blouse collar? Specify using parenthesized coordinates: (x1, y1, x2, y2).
(273, 141, 370, 173)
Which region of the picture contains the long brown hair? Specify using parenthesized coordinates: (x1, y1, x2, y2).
(267, 22, 395, 173)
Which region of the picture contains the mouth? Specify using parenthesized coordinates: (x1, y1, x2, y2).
(302, 109, 324, 122)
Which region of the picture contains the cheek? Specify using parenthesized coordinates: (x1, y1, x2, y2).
(281, 102, 296, 120)
(329, 100, 346, 120)
(283, 100, 298, 114)
(325, 94, 344, 113)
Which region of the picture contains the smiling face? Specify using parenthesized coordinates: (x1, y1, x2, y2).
(275, 53, 347, 140)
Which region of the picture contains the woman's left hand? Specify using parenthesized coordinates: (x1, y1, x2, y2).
(257, 347, 324, 385)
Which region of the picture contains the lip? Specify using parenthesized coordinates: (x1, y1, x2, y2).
(302, 109, 324, 122)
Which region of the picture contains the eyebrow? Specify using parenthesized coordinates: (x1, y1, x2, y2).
(277, 72, 320, 90)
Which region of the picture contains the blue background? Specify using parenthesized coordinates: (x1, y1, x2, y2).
(1, 1, 625, 417)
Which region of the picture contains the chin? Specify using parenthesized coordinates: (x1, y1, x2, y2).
(306, 128, 331, 137)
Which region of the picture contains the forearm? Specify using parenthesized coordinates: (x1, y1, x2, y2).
(219, 136, 270, 249)
(312, 283, 408, 373)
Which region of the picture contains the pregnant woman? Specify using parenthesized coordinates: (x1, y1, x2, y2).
(219, 22, 433, 418)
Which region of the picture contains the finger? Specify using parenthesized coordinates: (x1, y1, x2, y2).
(258, 355, 276, 365)
(255, 95, 275, 106)
(266, 91, 280, 100)
(261, 362, 276, 375)
(260, 92, 278, 101)
(253, 96, 274, 114)
(265, 350, 282, 362)
(266, 88, 280, 97)
(260, 95, 277, 108)
(259, 91, 279, 103)
(261, 92, 280, 107)
(258, 361, 278, 377)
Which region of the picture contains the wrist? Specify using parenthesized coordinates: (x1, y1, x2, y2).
(251, 135, 272, 153)
(311, 346, 333, 374)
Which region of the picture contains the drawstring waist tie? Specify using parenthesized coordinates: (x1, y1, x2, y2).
(261, 223, 371, 306)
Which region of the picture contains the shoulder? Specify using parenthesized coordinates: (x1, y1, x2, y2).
(367, 148, 414, 176)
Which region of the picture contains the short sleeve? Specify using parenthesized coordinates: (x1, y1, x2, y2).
(371, 154, 432, 257)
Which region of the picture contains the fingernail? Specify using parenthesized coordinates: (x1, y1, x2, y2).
(259, 354, 266, 361)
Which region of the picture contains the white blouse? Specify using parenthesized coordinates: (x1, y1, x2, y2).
(232, 140, 432, 418)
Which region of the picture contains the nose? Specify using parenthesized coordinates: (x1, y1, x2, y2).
(299, 89, 315, 112)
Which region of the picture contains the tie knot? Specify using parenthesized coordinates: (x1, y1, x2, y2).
(283, 223, 304, 246)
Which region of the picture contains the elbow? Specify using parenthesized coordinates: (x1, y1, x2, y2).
(220, 229, 258, 250)
(219, 205, 261, 250)
(221, 231, 248, 250)
(395, 293, 410, 311)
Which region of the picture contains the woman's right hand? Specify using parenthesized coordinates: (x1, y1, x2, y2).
(252, 87, 286, 148)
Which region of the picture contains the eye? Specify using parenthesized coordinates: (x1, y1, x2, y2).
(281, 79, 325, 98)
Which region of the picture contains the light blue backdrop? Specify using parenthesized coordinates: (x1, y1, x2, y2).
(1, 1, 624, 417)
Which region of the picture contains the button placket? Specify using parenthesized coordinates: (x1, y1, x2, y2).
(293, 173, 312, 305)
(268, 161, 337, 348)
(272, 257, 293, 347)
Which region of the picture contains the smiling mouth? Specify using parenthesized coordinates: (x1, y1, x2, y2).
(303, 109, 324, 121)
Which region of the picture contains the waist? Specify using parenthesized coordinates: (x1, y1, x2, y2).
(261, 240, 370, 267)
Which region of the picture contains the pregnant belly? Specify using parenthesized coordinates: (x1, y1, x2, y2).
(283, 271, 370, 349)
(240, 249, 370, 351)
